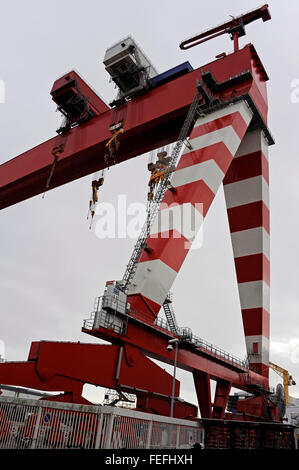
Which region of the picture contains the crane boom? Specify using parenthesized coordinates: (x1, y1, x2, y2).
(269, 361, 296, 406)
(180, 4, 271, 51)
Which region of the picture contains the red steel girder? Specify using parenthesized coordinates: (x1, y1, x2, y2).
(82, 318, 269, 392)
(193, 371, 213, 419)
(0, 44, 268, 210)
(0, 315, 268, 416)
(213, 379, 232, 419)
(0, 340, 199, 418)
(0, 341, 179, 403)
(0, 317, 269, 418)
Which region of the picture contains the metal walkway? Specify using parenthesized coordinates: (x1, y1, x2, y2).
(83, 297, 250, 371)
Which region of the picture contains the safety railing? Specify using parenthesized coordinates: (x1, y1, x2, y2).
(186, 333, 249, 369)
(131, 315, 249, 370)
(83, 300, 249, 370)
(0, 396, 203, 450)
(130, 308, 173, 334)
(83, 311, 126, 336)
(83, 296, 172, 336)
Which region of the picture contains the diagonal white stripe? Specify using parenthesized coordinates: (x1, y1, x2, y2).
(128, 259, 177, 307)
(172, 159, 224, 194)
(128, 103, 253, 308)
(150, 203, 204, 242)
(193, 101, 252, 129)
(183, 125, 241, 156)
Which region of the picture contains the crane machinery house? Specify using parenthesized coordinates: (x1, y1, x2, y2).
(103, 36, 158, 100)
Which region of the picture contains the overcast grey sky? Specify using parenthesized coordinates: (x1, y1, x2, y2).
(1, 0, 299, 406)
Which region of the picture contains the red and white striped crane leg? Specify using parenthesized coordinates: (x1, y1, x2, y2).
(223, 129, 270, 378)
(127, 101, 253, 320)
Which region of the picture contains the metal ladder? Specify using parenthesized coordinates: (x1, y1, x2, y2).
(163, 292, 179, 334)
(121, 86, 202, 292)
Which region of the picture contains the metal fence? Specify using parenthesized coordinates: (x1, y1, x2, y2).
(203, 419, 296, 449)
(0, 396, 203, 450)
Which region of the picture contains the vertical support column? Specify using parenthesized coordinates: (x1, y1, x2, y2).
(176, 425, 181, 448)
(95, 412, 104, 449)
(212, 379, 231, 419)
(223, 128, 270, 378)
(193, 370, 212, 418)
(30, 404, 42, 449)
(105, 412, 115, 449)
(146, 420, 153, 449)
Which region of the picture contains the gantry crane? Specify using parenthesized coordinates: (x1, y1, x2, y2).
(0, 5, 285, 423)
(269, 362, 296, 406)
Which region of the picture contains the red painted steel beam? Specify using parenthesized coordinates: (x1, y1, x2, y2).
(193, 371, 212, 418)
(0, 361, 85, 402)
(0, 341, 179, 400)
(213, 379, 232, 419)
(136, 395, 197, 419)
(0, 318, 268, 406)
(0, 44, 267, 209)
(82, 319, 269, 391)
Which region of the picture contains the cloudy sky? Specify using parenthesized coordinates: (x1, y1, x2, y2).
(1, 0, 299, 407)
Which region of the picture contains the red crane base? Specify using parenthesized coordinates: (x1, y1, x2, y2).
(0, 329, 279, 422)
(0, 340, 197, 419)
